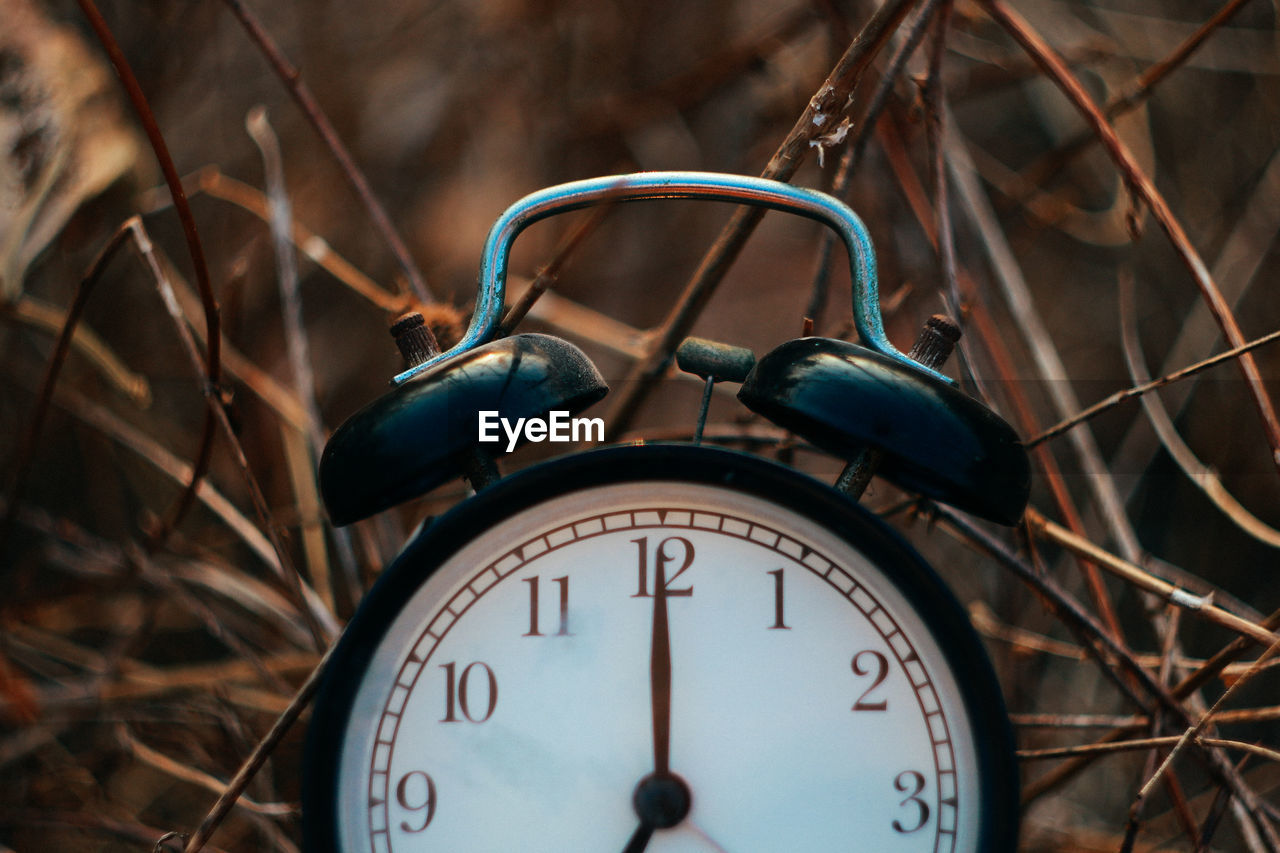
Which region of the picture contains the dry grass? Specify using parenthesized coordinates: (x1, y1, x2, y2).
(2, 0, 1279, 849)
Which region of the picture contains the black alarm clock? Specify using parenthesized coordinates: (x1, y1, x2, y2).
(303, 172, 1029, 852)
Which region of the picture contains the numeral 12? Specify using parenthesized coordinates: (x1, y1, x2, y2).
(630, 536, 694, 598)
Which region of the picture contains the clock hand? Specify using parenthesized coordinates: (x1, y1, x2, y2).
(650, 548, 672, 775)
(626, 553, 692, 840)
(621, 822, 654, 853)
(689, 819, 731, 853)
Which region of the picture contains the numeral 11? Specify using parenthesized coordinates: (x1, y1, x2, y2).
(523, 575, 571, 636)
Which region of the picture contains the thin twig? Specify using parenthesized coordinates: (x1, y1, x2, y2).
(944, 120, 1135, 636)
(139, 166, 407, 312)
(971, 601, 1280, 677)
(129, 219, 333, 646)
(499, 204, 613, 336)
(603, 0, 917, 438)
(935, 503, 1280, 843)
(1, 224, 132, 556)
(921, 0, 961, 324)
(1029, 326, 1280, 448)
(1014, 0, 1256, 195)
(1116, 275, 1280, 548)
(1109, 131, 1280, 507)
(219, 0, 437, 313)
(0, 296, 150, 405)
(1020, 735, 1280, 766)
(117, 725, 295, 817)
(1024, 508, 1280, 647)
(76, 0, 224, 546)
(1021, 583, 1280, 807)
(1134, 633, 1280, 848)
(979, 0, 1280, 479)
(246, 106, 361, 612)
(181, 642, 333, 853)
(1013, 707, 1280, 729)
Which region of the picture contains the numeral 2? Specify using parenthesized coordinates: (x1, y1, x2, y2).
(524, 575, 571, 636)
(851, 649, 889, 711)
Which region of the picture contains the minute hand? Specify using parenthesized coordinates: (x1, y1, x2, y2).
(649, 554, 672, 775)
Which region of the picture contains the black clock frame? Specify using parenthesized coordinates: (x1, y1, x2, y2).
(303, 443, 1020, 851)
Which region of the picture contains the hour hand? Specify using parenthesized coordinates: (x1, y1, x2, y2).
(622, 822, 653, 853)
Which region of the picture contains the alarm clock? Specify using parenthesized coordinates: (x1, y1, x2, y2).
(304, 172, 1029, 852)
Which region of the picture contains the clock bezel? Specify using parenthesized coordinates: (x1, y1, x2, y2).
(302, 443, 1019, 851)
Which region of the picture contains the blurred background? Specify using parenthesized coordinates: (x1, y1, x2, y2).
(2, 0, 1279, 849)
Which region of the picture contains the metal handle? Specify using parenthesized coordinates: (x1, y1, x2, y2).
(393, 171, 951, 385)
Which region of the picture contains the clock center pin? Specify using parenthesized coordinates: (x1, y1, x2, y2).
(632, 772, 693, 829)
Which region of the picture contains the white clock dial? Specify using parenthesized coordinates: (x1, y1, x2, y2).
(307, 448, 1017, 852)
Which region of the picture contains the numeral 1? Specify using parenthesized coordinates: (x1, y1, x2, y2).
(523, 575, 571, 636)
(767, 569, 790, 629)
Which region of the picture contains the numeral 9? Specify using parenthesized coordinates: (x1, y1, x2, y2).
(395, 771, 436, 833)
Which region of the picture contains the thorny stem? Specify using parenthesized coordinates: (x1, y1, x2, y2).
(804, 0, 943, 335)
(219, 0, 438, 317)
(603, 0, 917, 439)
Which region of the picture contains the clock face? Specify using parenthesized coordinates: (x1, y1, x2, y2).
(305, 446, 1017, 852)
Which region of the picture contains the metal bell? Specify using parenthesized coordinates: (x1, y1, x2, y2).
(320, 333, 607, 525)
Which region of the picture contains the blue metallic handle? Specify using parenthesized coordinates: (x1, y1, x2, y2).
(392, 171, 951, 385)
